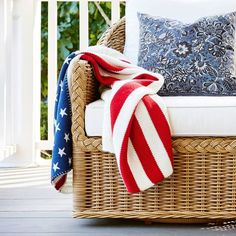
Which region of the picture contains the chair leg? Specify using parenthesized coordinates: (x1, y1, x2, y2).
(144, 220, 153, 225)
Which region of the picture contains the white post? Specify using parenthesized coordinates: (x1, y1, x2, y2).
(0, 0, 17, 162)
(0, 0, 37, 167)
(33, 0, 42, 165)
(111, 0, 120, 24)
(48, 0, 58, 144)
(0, 0, 7, 148)
(79, 0, 89, 50)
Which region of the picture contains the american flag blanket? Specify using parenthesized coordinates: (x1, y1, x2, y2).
(51, 46, 173, 193)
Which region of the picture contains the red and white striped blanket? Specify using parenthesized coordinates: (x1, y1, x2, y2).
(70, 46, 173, 193)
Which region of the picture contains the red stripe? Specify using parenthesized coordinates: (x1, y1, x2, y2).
(80, 54, 119, 85)
(130, 116, 164, 184)
(82, 52, 124, 71)
(133, 73, 158, 81)
(110, 80, 153, 132)
(55, 175, 67, 191)
(119, 117, 140, 193)
(142, 96, 173, 165)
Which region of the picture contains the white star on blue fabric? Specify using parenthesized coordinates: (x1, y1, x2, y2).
(53, 162, 60, 172)
(59, 81, 63, 91)
(65, 57, 72, 64)
(55, 122, 61, 132)
(51, 52, 77, 189)
(60, 108, 68, 118)
(58, 147, 66, 157)
(64, 133, 70, 143)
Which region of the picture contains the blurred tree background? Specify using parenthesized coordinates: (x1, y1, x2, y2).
(41, 2, 125, 153)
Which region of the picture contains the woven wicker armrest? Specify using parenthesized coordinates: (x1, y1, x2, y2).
(70, 18, 125, 152)
(70, 59, 100, 151)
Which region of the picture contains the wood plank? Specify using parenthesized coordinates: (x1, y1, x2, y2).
(0, 234, 91, 236)
(0, 167, 49, 173)
(1, 167, 235, 235)
(0, 167, 49, 172)
(0, 172, 50, 179)
(0, 233, 150, 236)
(0, 211, 72, 218)
(0, 218, 81, 233)
(0, 166, 73, 195)
(0, 187, 71, 199)
(1, 218, 235, 235)
(0, 199, 72, 211)
(0, 176, 50, 184)
(0, 218, 180, 233)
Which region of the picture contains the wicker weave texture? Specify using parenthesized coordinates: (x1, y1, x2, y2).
(73, 148, 236, 220)
(71, 17, 236, 222)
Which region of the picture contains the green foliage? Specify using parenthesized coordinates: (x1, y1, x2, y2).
(41, 3, 48, 102)
(41, 2, 125, 141)
(41, 3, 48, 141)
(88, 2, 111, 46)
(40, 101, 48, 140)
(57, 2, 80, 68)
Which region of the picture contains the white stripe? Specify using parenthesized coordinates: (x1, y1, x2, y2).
(149, 94, 170, 125)
(97, 68, 151, 80)
(102, 80, 132, 153)
(127, 139, 154, 191)
(97, 67, 163, 87)
(135, 100, 173, 178)
(102, 89, 114, 153)
(146, 80, 164, 93)
(111, 85, 156, 169)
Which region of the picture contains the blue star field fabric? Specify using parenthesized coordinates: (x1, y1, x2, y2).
(51, 52, 77, 191)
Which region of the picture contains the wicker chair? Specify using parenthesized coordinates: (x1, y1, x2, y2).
(70, 17, 236, 223)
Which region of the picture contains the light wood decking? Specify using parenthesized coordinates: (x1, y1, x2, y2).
(0, 166, 235, 235)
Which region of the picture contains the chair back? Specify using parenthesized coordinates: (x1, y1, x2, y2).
(124, 0, 236, 63)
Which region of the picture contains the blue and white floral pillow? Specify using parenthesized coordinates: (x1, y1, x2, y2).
(137, 12, 236, 96)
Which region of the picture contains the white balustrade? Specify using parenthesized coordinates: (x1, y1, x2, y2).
(34, 0, 125, 163)
(0, 0, 16, 162)
(0, 0, 124, 165)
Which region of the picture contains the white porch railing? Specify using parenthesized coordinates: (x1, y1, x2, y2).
(34, 0, 125, 163)
(1, 0, 37, 166)
(0, 0, 16, 161)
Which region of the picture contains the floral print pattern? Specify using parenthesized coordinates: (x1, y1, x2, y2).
(137, 12, 236, 96)
(173, 42, 192, 58)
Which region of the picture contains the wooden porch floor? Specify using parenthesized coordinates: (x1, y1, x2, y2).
(0, 166, 236, 235)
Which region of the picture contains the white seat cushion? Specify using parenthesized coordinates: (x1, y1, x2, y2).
(85, 96, 236, 137)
